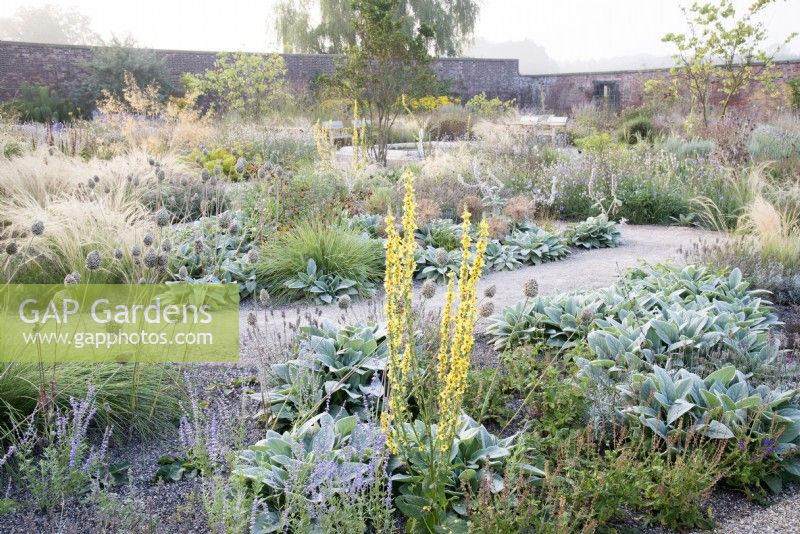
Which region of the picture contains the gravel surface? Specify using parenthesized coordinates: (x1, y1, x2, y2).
(240, 223, 718, 363)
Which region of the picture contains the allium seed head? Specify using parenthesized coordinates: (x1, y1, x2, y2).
(258, 289, 270, 306)
(143, 233, 154, 247)
(479, 301, 495, 318)
(421, 279, 437, 299)
(484, 284, 496, 298)
(235, 157, 246, 175)
(193, 238, 203, 255)
(131, 245, 142, 258)
(64, 273, 78, 284)
(228, 221, 240, 235)
(579, 306, 594, 323)
(523, 278, 539, 298)
(337, 295, 352, 310)
(218, 212, 231, 229)
(30, 220, 44, 236)
(435, 248, 448, 265)
(143, 249, 158, 268)
(85, 250, 101, 271)
(113, 248, 123, 260)
(201, 168, 210, 182)
(247, 248, 259, 264)
(178, 266, 188, 279)
(161, 239, 172, 252)
(157, 169, 165, 182)
(155, 208, 171, 227)
(247, 312, 257, 326)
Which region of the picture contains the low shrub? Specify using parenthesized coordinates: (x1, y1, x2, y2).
(259, 322, 386, 428)
(256, 220, 384, 303)
(563, 215, 621, 248)
(618, 112, 654, 145)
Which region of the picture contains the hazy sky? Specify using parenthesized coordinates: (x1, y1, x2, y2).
(1, 0, 799, 63)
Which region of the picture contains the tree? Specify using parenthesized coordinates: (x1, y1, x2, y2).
(0, 4, 101, 45)
(663, 0, 797, 126)
(68, 38, 175, 116)
(274, 0, 479, 56)
(327, 0, 441, 165)
(182, 53, 291, 118)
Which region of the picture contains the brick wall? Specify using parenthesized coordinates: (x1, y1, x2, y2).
(2, 40, 799, 115)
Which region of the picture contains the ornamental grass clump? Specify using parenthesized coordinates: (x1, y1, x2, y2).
(381, 170, 495, 530)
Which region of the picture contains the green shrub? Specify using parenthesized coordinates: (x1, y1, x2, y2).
(563, 215, 621, 249)
(464, 92, 515, 118)
(68, 38, 174, 116)
(427, 108, 474, 140)
(12, 85, 75, 123)
(574, 132, 621, 152)
(260, 321, 386, 428)
(788, 78, 800, 112)
(618, 112, 654, 145)
(256, 220, 384, 302)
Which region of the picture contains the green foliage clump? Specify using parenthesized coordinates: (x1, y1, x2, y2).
(256, 220, 384, 303)
(502, 227, 570, 264)
(183, 52, 292, 119)
(618, 111, 654, 144)
(563, 215, 621, 249)
(185, 146, 263, 182)
(261, 321, 386, 428)
(574, 131, 622, 152)
(0, 363, 183, 440)
(68, 39, 174, 115)
(464, 92, 515, 118)
(660, 136, 715, 159)
(12, 85, 75, 123)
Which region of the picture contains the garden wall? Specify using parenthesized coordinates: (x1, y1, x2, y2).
(2, 40, 799, 115)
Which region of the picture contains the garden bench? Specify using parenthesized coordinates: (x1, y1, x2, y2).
(320, 120, 353, 147)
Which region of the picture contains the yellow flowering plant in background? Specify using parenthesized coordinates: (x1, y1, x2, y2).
(381, 169, 489, 531)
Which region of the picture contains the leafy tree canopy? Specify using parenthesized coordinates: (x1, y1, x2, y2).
(0, 4, 101, 45)
(275, 0, 479, 56)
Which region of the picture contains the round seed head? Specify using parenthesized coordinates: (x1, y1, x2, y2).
(484, 284, 496, 298)
(157, 169, 165, 182)
(337, 295, 352, 310)
(85, 250, 101, 271)
(435, 248, 448, 265)
(228, 221, 240, 236)
(143, 249, 158, 268)
(258, 289, 270, 306)
(143, 233, 154, 247)
(155, 208, 171, 227)
(64, 273, 78, 285)
(247, 248, 259, 264)
(201, 168, 210, 182)
(479, 301, 495, 318)
(579, 306, 594, 324)
(235, 157, 246, 175)
(247, 311, 257, 326)
(87, 178, 96, 189)
(421, 279, 437, 299)
(113, 248, 124, 260)
(31, 220, 44, 236)
(70, 271, 81, 283)
(131, 245, 142, 258)
(193, 238, 204, 255)
(161, 239, 172, 253)
(523, 278, 539, 298)
(218, 212, 231, 229)
(93, 175, 100, 183)
(178, 266, 188, 279)
(157, 252, 168, 267)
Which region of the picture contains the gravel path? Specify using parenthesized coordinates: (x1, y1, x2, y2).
(240, 223, 718, 361)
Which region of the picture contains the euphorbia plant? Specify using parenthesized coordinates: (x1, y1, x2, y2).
(381, 170, 492, 531)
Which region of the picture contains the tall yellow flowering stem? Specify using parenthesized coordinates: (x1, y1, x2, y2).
(382, 171, 417, 452)
(435, 211, 489, 453)
(382, 171, 489, 530)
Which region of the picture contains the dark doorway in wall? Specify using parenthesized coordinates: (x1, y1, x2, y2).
(592, 80, 620, 110)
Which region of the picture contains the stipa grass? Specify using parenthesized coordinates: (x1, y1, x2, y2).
(256, 220, 384, 302)
(0, 362, 184, 442)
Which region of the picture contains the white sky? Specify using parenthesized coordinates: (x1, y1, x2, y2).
(2, 0, 799, 61)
